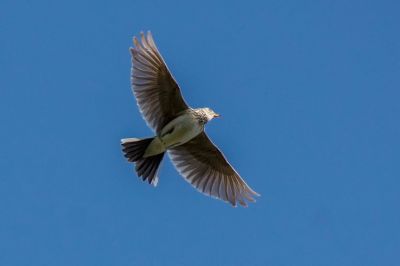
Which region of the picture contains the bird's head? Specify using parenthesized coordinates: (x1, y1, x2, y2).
(201, 107, 221, 121)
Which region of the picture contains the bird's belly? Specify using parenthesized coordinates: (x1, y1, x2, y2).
(159, 114, 203, 148)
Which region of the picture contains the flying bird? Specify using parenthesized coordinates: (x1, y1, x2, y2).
(122, 31, 259, 207)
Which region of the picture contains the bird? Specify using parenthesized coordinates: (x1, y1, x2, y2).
(121, 31, 259, 207)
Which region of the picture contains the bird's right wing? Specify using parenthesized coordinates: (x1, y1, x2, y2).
(168, 132, 259, 207)
(130, 31, 189, 133)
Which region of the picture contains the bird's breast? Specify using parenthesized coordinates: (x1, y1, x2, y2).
(159, 113, 203, 148)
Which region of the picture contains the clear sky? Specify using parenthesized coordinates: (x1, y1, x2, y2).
(1, 0, 399, 265)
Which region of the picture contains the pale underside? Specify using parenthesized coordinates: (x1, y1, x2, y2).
(129, 31, 259, 206)
(144, 111, 204, 157)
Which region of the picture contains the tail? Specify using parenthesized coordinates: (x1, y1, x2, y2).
(121, 138, 165, 186)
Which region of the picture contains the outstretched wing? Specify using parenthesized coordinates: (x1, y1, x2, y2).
(130, 31, 189, 133)
(168, 132, 259, 207)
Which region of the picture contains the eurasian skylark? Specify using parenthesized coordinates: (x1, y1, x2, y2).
(122, 32, 259, 207)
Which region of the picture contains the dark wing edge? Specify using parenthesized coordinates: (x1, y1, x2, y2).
(168, 132, 260, 207)
(130, 31, 189, 133)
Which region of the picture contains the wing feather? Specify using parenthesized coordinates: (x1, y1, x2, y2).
(130, 31, 189, 133)
(168, 132, 259, 207)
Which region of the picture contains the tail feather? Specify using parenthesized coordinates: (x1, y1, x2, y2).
(136, 153, 164, 185)
(121, 138, 164, 186)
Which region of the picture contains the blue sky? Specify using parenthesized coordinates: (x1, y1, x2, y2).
(1, 0, 399, 265)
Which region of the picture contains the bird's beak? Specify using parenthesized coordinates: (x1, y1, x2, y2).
(214, 113, 221, 118)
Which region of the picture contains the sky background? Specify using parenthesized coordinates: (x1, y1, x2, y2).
(1, 0, 399, 265)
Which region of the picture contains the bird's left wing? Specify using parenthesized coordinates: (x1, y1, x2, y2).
(168, 132, 259, 207)
(130, 31, 189, 133)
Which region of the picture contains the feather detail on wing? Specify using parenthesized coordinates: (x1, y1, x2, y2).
(130, 31, 189, 133)
(168, 132, 259, 207)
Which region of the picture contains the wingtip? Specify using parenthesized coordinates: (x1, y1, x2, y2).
(248, 186, 261, 197)
(229, 200, 238, 208)
(147, 31, 153, 40)
(238, 199, 248, 207)
(132, 36, 139, 47)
